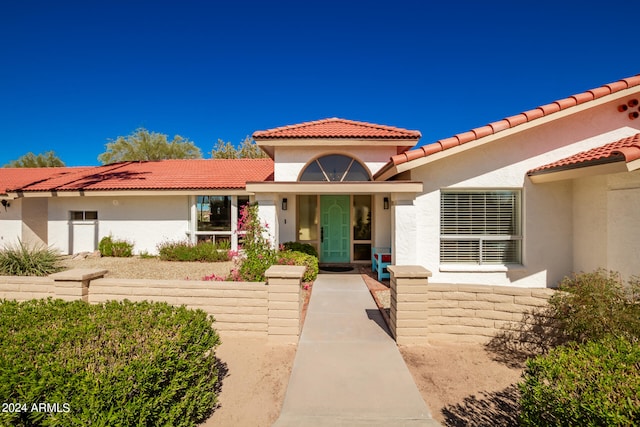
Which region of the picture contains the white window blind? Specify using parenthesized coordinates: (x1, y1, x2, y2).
(440, 190, 522, 264)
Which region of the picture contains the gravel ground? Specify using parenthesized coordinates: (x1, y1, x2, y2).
(60, 256, 234, 280)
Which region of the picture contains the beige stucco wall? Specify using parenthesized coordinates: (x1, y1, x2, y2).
(573, 169, 640, 281)
(21, 198, 48, 247)
(405, 95, 640, 287)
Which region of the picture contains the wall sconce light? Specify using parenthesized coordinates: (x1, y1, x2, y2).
(1, 200, 10, 211)
(383, 197, 389, 210)
(282, 198, 288, 211)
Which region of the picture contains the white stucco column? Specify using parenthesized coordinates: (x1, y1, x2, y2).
(254, 193, 279, 249)
(391, 195, 417, 265)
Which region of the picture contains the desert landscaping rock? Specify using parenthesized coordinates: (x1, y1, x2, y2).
(60, 256, 234, 280)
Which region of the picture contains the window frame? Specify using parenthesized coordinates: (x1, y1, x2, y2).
(70, 210, 98, 221)
(191, 195, 250, 249)
(439, 189, 523, 266)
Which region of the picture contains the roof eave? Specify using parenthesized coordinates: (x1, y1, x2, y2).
(382, 83, 640, 178)
(528, 159, 630, 183)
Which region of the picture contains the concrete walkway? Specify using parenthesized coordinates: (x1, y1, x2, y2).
(273, 274, 440, 427)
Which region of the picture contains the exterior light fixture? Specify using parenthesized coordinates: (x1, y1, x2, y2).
(1, 200, 9, 211)
(383, 197, 389, 210)
(282, 198, 288, 211)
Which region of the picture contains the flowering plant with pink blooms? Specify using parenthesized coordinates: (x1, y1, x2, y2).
(202, 203, 318, 283)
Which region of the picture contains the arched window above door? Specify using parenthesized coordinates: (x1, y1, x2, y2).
(299, 154, 371, 181)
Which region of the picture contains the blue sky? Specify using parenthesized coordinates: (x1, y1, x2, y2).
(2, 0, 640, 166)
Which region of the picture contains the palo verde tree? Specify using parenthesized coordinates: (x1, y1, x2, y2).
(98, 128, 203, 164)
(4, 151, 65, 167)
(211, 136, 268, 159)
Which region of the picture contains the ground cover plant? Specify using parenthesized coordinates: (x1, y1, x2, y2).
(0, 240, 62, 276)
(0, 299, 220, 427)
(98, 235, 134, 257)
(518, 269, 640, 426)
(157, 240, 230, 262)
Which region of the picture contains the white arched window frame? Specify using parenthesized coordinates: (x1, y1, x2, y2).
(299, 154, 371, 182)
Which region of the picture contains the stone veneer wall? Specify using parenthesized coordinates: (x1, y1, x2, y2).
(0, 265, 305, 343)
(388, 265, 556, 345)
(0, 276, 55, 301)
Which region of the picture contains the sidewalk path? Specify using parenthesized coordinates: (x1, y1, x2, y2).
(273, 274, 440, 426)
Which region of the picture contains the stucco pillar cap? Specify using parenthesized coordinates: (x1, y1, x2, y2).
(265, 265, 306, 279)
(387, 265, 432, 278)
(50, 269, 108, 281)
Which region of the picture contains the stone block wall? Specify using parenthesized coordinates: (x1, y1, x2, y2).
(0, 265, 304, 343)
(0, 276, 54, 301)
(388, 265, 556, 345)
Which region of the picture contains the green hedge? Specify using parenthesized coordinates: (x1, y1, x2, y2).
(0, 299, 220, 426)
(519, 335, 640, 426)
(277, 250, 318, 283)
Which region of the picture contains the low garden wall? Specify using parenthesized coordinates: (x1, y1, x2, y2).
(388, 265, 556, 345)
(0, 265, 305, 344)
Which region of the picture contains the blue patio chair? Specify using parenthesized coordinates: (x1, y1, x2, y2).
(371, 247, 391, 281)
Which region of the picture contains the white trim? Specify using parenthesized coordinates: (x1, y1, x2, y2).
(246, 181, 422, 194)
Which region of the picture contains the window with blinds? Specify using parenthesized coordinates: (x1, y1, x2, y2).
(440, 190, 522, 264)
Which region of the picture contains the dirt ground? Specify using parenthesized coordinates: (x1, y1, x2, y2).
(401, 343, 523, 426)
(199, 337, 296, 427)
(60, 257, 525, 425)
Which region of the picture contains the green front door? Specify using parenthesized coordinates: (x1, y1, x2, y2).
(320, 195, 350, 263)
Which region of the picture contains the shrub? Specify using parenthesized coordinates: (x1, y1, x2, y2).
(519, 335, 640, 426)
(157, 240, 230, 262)
(548, 269, 640, 343)
(0, 299, 220, 427)
(0, 240, 62, 276)
(281, 241, 318, 258)
(98, 235, 134, 257)
(277, 250, 318, 283)
(236, 203, 277, 281)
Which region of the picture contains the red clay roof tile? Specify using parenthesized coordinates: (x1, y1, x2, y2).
(472, 126, 494, 139)
(588, 86, 612, 99)
(421, 144, 443, 156)
(571, 92, 595, 104)
(528, 133, 640, 175)
(384, 73, 640, 171)
(555, 97, 578, 110)
(622, 75, 640, 86)
(538, 103, 562, 115)
(1, 159, 274, 193)
(505, 114, 528, 127)
(253, 117, 421, 140)
(438, 137, 460, 150)
(404, 149, 425, 161)
(523, 108, 545, 121)
(390, 153, 408, 164)
(489, 120, 511, 133)
(456, 131, 477, 144)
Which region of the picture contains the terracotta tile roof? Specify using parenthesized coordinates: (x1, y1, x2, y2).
(387, 74, 640, 169)
(0, 167, 93, 195)
(1, 159, 274, 193)
(528, 133, 640, 175)
(253, 117, 421, 140)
